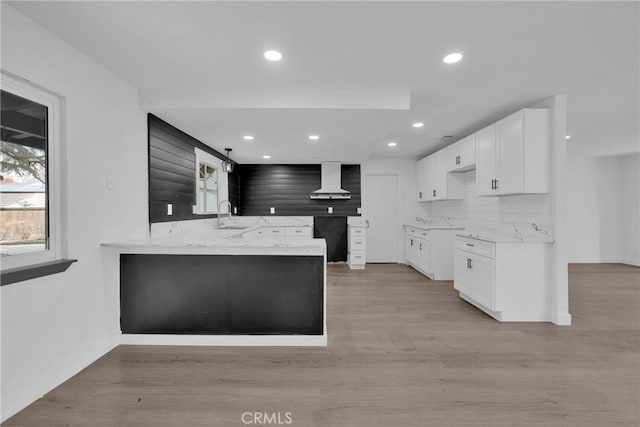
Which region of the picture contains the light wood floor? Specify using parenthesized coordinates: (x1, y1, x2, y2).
(5, 263, 639, 426)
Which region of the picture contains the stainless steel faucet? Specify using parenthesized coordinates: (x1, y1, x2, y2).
(217, 200, 232, 228)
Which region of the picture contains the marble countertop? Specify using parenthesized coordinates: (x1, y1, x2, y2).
(405, 223, 463, 231)
(456, 228, 553, 243)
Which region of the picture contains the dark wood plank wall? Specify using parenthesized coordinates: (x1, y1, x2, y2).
(148, 114, 238, 223)
(236, 164, 361, 216)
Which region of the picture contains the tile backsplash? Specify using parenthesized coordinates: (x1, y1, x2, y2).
(426, 170, 552, 231)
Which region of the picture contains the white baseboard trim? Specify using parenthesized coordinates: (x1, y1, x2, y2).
(569, 258, 640, 267)
(551, 312, 572, 326)
(620, 259, 640, 267)
(120, 334, 327, 347)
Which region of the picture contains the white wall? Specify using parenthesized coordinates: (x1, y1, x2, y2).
(566, 155, 623, 263)
(620, 153, 640, 266)
(1, 4, 148, 421)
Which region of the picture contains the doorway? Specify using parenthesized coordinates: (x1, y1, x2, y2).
(363, 173, 399, 263)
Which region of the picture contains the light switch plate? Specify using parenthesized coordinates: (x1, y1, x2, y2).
(328, 207, 333, 214)
(233, 207, 238, 214)
(270, 207, 275, 214)
(357, 207, 362, 214)
(167, 203, 173, 216)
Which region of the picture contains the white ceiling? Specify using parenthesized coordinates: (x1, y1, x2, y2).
(7, 1, 639, 163)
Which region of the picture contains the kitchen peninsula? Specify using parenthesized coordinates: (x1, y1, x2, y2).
(102, 219, 327, 346)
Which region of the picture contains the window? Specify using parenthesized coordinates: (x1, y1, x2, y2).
(193, 148, 229, 215)
(1, 72, 63, 270)
(198, 162, 218, 214)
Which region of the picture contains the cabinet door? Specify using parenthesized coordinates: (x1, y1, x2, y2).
(416, 157, 428, 201)
(496, 111, 524, 195)
(406, 236, 416, 265)
(453, 252, 471, 294)
(459, 134, 476, 170)
(417, 238, 430, 273)
(422, 155, 435, 201)
(433, 150, 447, 200)
(468, 254, 495, 310)
(475, 124, 497, 196)
(446, 141, 461, 172)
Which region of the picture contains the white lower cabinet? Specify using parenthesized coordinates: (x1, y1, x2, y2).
(243, 225, 312, 240)
(404, 226, 459, 280)
(348, 224, 367, 269)
(453, 235, 550, 322)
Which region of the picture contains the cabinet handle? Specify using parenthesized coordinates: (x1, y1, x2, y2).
(470, 259, 473, 269)
(466, 243, 474, 247)
(419, 192, 422, 199)
(494, 179, 498, 190)
(490, 179, 494, 190)
(419, 243, 422, 250)
(410, 239, 413, 246)
(432, 189, 436, 197)
(458, 155, 462, 164)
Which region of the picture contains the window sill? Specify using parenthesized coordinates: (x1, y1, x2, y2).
(1, 259, 77, 286)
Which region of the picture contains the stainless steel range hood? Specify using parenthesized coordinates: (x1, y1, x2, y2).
(310, 162, 351, 200)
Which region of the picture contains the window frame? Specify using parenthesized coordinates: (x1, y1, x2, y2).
(193, 147, 228, 215)
(1, 71, 64, 271)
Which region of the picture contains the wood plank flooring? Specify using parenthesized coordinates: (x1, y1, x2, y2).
(4, 263, 639, 426)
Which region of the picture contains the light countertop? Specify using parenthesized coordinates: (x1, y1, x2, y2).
(456, 228, 553, 243)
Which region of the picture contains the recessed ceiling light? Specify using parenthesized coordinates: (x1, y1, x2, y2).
(264, 50, 282, 62)
(387, 141, 397, 147)
(243, 135, 254, 141)
(565, 135, 571, 140)
(443, 52, 463, 64)
(412, 122, 424, 128)
(263, 155, 271, 159)
(308, 135, 320, 141)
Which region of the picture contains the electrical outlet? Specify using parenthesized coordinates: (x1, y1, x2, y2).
(270, 207, 275, 214)
(167, 203, 173, 216)
(328, 207, 333, 214)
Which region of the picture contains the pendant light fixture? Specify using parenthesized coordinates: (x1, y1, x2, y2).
(222, 148, 234, 173)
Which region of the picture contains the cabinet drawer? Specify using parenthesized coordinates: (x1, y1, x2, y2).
(350, 227, 366, 238)
(407, 227, 430, 240)
(286, 227, 311, 238)
(455, 236, 495, 259)
(263, 227, 286, 237)
(349, 251, 366, 264)
(349, 236, 366, 251)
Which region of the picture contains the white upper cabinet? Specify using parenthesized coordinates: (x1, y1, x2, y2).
(476, 108, 550, 196)
(475, 124, 497, 196)
(416, 156, 431, 201)
(417, 151, 463, 202)
(416, 107, 550, 202)
(446, 134, 476, 172)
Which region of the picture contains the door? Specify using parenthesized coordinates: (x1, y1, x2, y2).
(475, 124, 497, 196)
(496, 111, 524, 195)
(363, 173, 399, 262)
